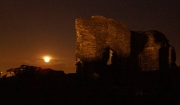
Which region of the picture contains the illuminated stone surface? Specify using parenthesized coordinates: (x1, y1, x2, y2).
(75, 16, 130, 61)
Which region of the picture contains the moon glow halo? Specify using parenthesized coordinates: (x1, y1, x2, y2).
(43, 56, 51, 63)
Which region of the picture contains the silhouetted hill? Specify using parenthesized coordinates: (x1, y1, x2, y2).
(0, 66, 180, 104)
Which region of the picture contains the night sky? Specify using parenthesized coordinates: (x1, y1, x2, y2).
(0, 0, 179, 73)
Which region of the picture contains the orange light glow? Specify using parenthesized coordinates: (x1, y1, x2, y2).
(43, 56, 51, 62)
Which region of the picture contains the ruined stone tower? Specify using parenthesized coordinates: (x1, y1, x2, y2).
(130, 31, 176, 71)
(75, 16, 176, 77)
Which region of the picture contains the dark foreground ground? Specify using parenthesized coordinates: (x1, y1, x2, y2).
(0, 68, 180, 105)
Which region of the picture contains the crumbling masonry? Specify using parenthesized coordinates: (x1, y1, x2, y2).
(75, 16, 176, 77)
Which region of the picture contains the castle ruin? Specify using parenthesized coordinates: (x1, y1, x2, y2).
(75, 16, 176, 77)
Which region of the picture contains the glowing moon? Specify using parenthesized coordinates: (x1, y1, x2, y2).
(43, 56, 51, 62)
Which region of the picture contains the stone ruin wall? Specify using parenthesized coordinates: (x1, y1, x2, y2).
(75, 16, 131, 64)
(136, 31, 166, 71)
(138, 33, 161, 71)
(75, 16, 176, 75)
(132, 31, 176, 71)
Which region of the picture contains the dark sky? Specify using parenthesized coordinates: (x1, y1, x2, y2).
(0, 0, 180, 73)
